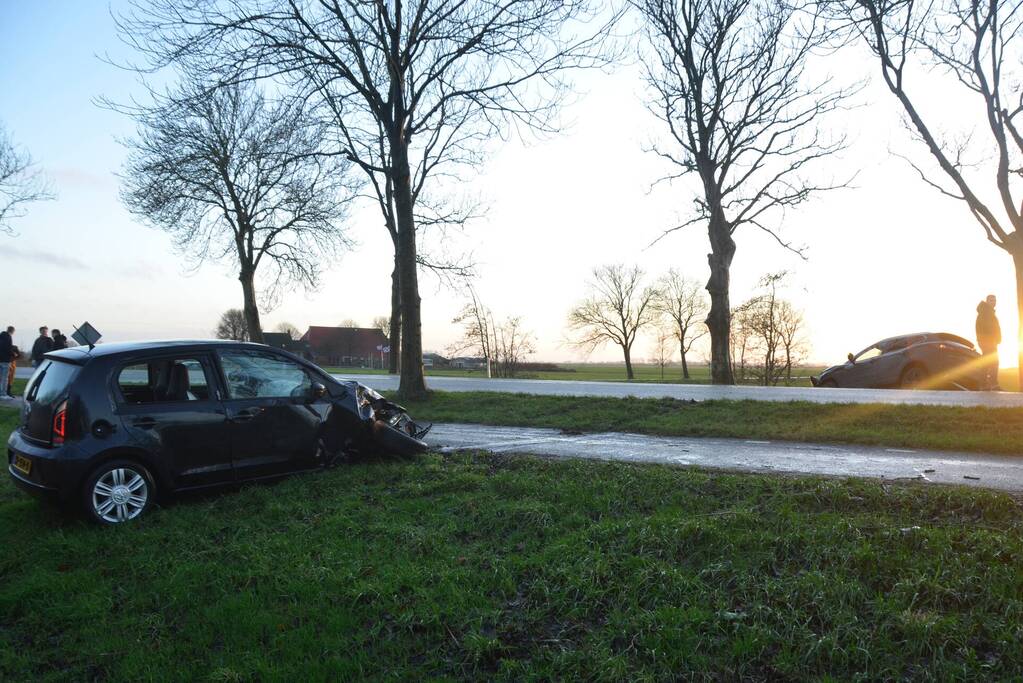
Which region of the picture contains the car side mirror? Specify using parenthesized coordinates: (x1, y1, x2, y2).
(311, 382, 327, 400)
(847, 353, 855, 364)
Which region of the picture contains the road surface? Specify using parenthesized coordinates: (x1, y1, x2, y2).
(16, 366, 1023, 407)
(430, 423, 1023, 492)
(336, 373, 1023, 408)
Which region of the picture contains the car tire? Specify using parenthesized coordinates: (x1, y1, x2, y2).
(82, 460, 156, 525)
(373, 420, 429, 457)
(899, 364, 929, 390)
(819, 378, 838, 388)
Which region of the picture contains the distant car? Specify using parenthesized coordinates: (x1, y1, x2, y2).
(811, 332, 986, 390)
(8, 340, 430, 524)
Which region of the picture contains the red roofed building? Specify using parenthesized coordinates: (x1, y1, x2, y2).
(300, 326, 389, 368)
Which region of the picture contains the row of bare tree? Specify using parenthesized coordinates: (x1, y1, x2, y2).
(108, 0, 616, 398)
(447, 286, 538, 378)
(5, 0, 1021, 391)
(567, 264, 807, 382)
(634, 0, 1023, 389)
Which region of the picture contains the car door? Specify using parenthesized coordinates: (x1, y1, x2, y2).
(115, 354, 233, 490)
(844, 346, 883, 388)
(216, 349, 327, 480)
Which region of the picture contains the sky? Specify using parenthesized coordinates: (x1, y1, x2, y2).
(0, 1, 1018, 368)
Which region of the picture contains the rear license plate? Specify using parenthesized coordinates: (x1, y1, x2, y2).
(13, 454, 31, 476)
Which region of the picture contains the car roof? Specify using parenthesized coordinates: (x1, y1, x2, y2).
(44, 339, 279, 363)
(873, 332, 973, 349)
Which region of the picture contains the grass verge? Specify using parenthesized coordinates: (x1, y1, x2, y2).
(1, 412, 1022, 678)
(396, 391, 1023, 456)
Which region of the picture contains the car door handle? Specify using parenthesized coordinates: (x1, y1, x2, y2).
(231, 409, 260, 422)
(132, 417, 156, 430)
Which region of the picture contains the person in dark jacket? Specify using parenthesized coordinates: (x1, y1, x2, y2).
(51, 329, 68, 350)
(30, 326, 53, 367)
(976, 295, 1002, 391)
(0, 326, 13, 400)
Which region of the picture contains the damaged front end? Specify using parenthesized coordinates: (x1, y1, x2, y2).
(320, 381, 431, 461)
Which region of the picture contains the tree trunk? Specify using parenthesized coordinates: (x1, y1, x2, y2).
(680, 345, 690, 379)
(390, 137, 427, 399)
(388, 256, 401, 374)
(239, 268, 262, 343)
(705, 217, 736, 384)
(1014, 250, 1023, 392)
(623, 344, 635, 380)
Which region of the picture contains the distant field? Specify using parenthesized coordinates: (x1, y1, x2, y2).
(326, 363, 828, 387)
(326, 364, 1022, 391)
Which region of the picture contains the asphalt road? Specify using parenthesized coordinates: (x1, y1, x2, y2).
(337, 373, 1023, 407)
(16, 366, 1023, 407)
(430, 422, 1023, 492)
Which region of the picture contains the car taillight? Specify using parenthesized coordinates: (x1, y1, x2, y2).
(53, 400, 67, 445)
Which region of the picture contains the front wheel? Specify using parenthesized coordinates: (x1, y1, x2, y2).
(818, 378, 838, 388)
(900, 364, 929, 390)
(82, 460, 155, 524)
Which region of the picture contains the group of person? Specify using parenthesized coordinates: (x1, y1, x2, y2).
(0, 326, 69, 400)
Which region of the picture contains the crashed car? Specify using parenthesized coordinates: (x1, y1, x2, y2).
(811, 332, 986, 390)
(7, 340, 429, 524)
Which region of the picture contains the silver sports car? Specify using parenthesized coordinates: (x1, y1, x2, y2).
(811, 332, 986, 390)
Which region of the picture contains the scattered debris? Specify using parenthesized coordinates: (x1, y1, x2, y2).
(923, 469, 935, 473)
(900, 526, 922, 534)
(963, 475, 981, 481)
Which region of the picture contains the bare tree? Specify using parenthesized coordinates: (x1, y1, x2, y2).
(729, 272, 806, 384)
(777, 299, 808, 382)
(215, 309, 249, 341)
(835, 0, 1023, 390)
(635, 0, 854, 384)
(0, 123, 54, 235)
(371, 316, 391, 338)
(568, 264, 658, 380)
(652, 269, 708, 378)
(274, 322, 301, 339)
(338, 319, 361, 329)
(649, 326, 674, 380)
(493, 316, 537, 378)
(449, 286, 495, 378)
(118, 0, 618, 399)
(120, 80, 354, 343)
(729, 297, 759, 383)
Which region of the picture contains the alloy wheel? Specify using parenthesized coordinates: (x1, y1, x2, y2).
(92, 467, 149, 523)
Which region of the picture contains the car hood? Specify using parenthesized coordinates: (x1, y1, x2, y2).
(818, 364, 844, 378)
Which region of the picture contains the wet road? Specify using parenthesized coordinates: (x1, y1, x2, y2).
(430, 423, 1023, 492)
(337, 373, 1023, 408)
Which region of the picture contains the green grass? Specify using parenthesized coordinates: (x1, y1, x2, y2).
(0, 405, 1021, 680)
(396, 391, 1023, 456)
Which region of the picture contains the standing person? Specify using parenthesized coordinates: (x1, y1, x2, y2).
(30, 326, 53, 367)
(51, 329, 68, 350)
(975, 294, 1002, 391)
(8, 345, 19, 398)
(0, 326, 13, 400)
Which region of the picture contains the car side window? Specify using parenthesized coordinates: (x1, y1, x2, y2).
(117, 357, 212, 404)
(218, 351, 312, 400)
(856, 347, 882, 362)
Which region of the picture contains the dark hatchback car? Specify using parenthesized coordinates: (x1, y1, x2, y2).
(8, 340, 429, 524)
(811, 332, 986, 390)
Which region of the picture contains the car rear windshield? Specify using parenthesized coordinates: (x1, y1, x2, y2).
(25, 360, 81, 407)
